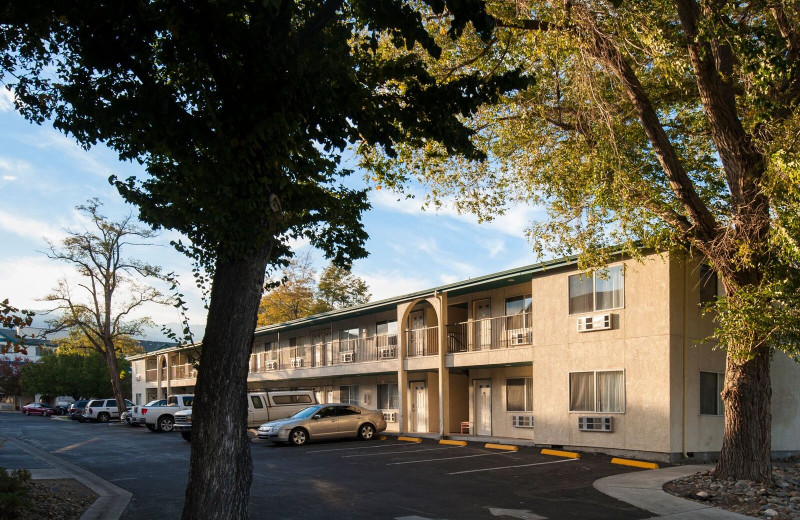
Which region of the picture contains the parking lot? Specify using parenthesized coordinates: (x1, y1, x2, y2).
(1, 413, 651, 519)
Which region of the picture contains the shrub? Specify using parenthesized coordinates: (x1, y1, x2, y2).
(0, 467, 31, 520)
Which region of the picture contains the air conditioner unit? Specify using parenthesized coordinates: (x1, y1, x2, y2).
(265, 360, 277, 370)
(378, 346, 395, 359)
(508, 329, 533, 345)
(290, 357, 303, 368)
(341, 351, 355, 363)
(383, 412, 397, 423)
(577, 313, 612, 332)
(578, 416, 613, 432)
(511, 415, 534, 428)
(135, 375, 141, 381)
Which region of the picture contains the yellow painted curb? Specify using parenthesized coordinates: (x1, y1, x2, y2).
(541, 448, 580, 459)
(398, 436, 422, 443)
(439, 439, 467, 446)
(485, 443, 518, 451)
(377, 435, 387, 441)
(611, 457, 659, 469)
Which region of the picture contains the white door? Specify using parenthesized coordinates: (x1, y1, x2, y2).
(474, 299, 492, 350)
(411, 382, 427, 432)
(476, 380, 492, 436)
(409, 311, 425, 356)
(312, 331, 329, 367)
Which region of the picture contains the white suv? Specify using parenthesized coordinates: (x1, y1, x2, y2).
(83, 398, 134, 423)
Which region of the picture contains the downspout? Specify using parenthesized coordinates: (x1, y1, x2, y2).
(682, 260, 689, 458)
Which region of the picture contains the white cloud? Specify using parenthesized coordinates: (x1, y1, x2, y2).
(357, 270, 433, 302)
(2, 175, 17, 182)
(0, 88, 14, 112)
(0, 256, 74, 310)
(0, 209, 66, 243)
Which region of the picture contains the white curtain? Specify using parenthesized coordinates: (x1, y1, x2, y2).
(596, 266, 624, 311)
(597, 371, 624, 412)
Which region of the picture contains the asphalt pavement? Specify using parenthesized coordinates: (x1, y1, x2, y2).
(0, 412, 755, 519)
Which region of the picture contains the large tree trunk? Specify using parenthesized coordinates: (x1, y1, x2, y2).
(716, 345, 772, 482)
(103, 342, 128, 413)
(182, 243, 273, 520)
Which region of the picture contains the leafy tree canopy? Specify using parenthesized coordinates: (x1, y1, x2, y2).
(19, 350, 132, 400)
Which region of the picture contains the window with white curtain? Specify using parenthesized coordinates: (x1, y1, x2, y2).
(569, 370, 625, 413)
(700, 371, 724, 415)
(506, 378, 533, 412)
(568, 265, 625, 314)
(339, 385, 360, 405)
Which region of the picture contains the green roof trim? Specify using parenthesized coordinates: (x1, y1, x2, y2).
(253, 255, 580, 337)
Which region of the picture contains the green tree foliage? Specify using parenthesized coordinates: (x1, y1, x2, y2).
(315, 263, 371, 311)
(19, 350, 132, 399)
(41, 200, 168, 416)
(361, 0, 800, 482)
(1, 2, 524, 517)
(0, 300, 35, 355)
(257, 255, 371, 325)
(54, 329, 145, 358)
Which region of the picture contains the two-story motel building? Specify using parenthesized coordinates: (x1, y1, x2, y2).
(129, 252, 800, 462)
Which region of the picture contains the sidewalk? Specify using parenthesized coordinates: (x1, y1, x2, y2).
(0, 436, 132, 520)
(594, 464, 756, 519)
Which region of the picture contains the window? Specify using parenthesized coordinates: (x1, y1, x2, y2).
(340, 327, 359, 352)
(289, 336, 304, 347)
(506, 378, 533, 412)
(568, 266, 624, 314)
(293, 394, 313, 404)
(376, 320, 398, 336)
(377, 384, 398, 409)
(272, 395, 292, 405)
(265, 341, 277, 351)
(251, 396, 264, 409)
(569, 370, 624, 413)
(340, 385, 360, 405)
(699, 264, 718, 305)
(505, 295, 532, 329)
(700, 371, 724, 415)
(338, 406, 361, 416)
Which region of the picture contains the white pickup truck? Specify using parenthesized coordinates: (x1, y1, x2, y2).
(144, 394, 194, 433)
(173, 390, 316, 441)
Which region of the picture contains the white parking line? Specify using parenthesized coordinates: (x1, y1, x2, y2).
(388, 452, 514, 465)
(305, 443, 423, 454)
(343, 446, 463, 458)
(448, 457, 578, 475)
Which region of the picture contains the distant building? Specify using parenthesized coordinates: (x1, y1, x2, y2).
(0, 328, 55, 410)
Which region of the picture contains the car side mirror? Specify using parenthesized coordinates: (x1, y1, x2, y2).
(313, 414, 321, 420)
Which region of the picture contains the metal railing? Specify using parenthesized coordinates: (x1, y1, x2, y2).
(248, 334, 399, 371)
(446, 312, 533, 353)
(405, 326, 439, 357)
(170, 363, 196, 380)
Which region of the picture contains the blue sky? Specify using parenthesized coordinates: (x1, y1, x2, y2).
(0, 88, 545, 339)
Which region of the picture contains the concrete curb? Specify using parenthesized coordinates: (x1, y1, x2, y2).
(593, 464, 756, 519)
(4, 437, 132, 520)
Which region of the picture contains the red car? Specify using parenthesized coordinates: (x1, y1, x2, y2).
(21, 402, 54, 417)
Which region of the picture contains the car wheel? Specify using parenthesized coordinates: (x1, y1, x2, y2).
(98, 413, 110, 423)
(24, 410, 30, 416)
(289, 428, 308, 446)
(358, 423, 375, 441)
(146, 424, 158, 432)
(157, 415, 174, 432)
(181, 431, 191, 442)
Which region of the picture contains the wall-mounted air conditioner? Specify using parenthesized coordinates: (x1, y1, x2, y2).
(508, 329, 533, 345)
(511, 414, 534, 428)
(378, 346, 395, 359)
(290, 357, 303, 368)
(577, 313, 612, 332)
(383, 411, 397, 423)
(341, 351, 355, 363)
(265, 360, 277, 370)
(578, 416, 613, 432)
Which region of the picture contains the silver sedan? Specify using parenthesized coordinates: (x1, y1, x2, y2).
(257, 403, 387, 446)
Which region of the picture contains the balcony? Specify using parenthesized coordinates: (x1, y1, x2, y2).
(249, 334, 399, 372)
(145, 368, 158, 382)
(170, 363, 196, 380)
(446, 312, 533, 353)
(405, 326, 439, 357)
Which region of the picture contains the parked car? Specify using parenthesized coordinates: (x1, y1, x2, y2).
(174, 390, 316, 442)
(21, 402, 54, 417)
(257, 403, 387, 446)
(53, 396, 76, 415)
(68, 400, 91, 421)
(126, 399, 166, 426)
(144, 394, 193, 433)
(82, 398, 134, 423)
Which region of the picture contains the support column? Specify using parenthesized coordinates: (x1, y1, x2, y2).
(397, 302, 411, 434)
(437, 291, 450, 437)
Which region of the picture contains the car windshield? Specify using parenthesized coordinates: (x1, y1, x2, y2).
(291, 406, 323, 419)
